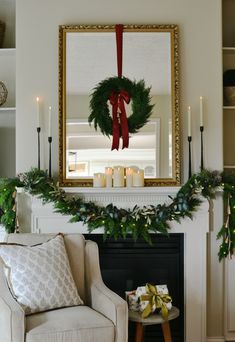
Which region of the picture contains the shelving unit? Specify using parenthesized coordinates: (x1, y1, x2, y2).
(0, 107, 15, 112)
(0, 49, 15, 108)
(223, 0, 235, 172)
(222, 1, 235, 341)
(0, 0, 16, 177)
(223, 106, 235, 109)
(223, 47, 235, 54)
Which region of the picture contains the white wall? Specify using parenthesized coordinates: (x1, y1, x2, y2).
(16, 0, 223, 338)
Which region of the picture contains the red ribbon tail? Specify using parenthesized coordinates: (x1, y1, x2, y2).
(118, 99, 129, 149)
(111, 104, 120, 151)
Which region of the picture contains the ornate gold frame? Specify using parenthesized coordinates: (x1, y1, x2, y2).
(58, 24, 180, 187)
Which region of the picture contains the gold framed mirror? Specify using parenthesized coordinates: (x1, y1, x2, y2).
(59, 24, 180, 187)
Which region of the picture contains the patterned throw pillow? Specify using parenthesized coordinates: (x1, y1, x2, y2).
(0, 234, 83, 314)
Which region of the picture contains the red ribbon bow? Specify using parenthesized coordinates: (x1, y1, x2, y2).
(109, 90, 130, 150)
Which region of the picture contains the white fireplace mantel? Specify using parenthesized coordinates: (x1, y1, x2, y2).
(16, 187, 209, 342)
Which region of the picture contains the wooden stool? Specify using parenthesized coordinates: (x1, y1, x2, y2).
(129, 306, 179, 342)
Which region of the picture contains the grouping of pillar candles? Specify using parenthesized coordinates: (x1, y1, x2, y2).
(36, 97, 52, 137)
(93, 166, 145, 188)
(187, 96, 204, 137)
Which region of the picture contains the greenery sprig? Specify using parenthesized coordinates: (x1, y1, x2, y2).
(0, 168, 235, 261)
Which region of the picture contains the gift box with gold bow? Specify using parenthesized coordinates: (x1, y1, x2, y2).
(126, 283, 172, 319)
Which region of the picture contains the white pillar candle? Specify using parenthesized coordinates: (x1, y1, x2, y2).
(105, 167, 113, 187)
(125, 167, 133, 187)
(133, 169, 144, 187)
(36, 97, 40, 127)
(93, 173, 105, 187)
(113, 166, 124, 187)
(188, 106, 191, 137)
(200, 96, 203, 127)
(48, 106, 52, 137)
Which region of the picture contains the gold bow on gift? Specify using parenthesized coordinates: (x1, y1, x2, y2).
(140, 283, 172, 319)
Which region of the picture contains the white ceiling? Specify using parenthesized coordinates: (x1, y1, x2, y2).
(66, 31, 171, 95)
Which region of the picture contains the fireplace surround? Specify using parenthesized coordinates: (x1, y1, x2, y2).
(17, 186, 209, 342)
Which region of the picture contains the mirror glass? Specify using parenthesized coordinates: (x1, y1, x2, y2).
(59, 25, 180, 186)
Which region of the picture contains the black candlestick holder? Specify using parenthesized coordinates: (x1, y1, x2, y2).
(200, 126, 204, 171)
(37, 127, 41, 170)
(188, 136, 192, 179)
(48, 136, 52, 178)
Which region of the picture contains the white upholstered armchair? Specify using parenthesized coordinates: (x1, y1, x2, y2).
(0, 233, 128, 342)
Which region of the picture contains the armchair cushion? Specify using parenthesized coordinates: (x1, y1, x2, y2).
(0, 234, 83, 314)
(25, 306, 114, 342)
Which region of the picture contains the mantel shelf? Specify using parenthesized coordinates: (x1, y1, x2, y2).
(63, 186, 181, 195)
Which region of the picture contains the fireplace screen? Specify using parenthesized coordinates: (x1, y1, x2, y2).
(85, 233, 184, 342)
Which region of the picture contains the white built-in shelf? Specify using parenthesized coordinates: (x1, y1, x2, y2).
(223, 106, 235, 110)
(0, 107, 16, 112)
(223, 47, 235, 54)
(224, 165, 235, 169)
(0, 48, 16, 56)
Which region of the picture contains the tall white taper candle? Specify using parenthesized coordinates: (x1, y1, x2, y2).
(188, 106, 191, 137)
(48, 106, 52, 137)
(200, 96, 203, 127)
(36, 97, 40, 127)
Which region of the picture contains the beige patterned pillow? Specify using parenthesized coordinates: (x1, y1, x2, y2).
(0, 234, 83, 314)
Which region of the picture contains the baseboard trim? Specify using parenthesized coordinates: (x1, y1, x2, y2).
(207, 337, 225, 342)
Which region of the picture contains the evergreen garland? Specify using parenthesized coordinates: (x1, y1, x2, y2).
(0, 168, 235, 261)
(0, 177, 22, 232)
(88, 77, 154, 137)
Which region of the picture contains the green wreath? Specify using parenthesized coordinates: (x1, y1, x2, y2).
(88, 76, 154, 137)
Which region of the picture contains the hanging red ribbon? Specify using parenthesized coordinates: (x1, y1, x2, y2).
(109, 24, 130, 150)
(109, 91, 130, 150)
(116, 24, 123, 78)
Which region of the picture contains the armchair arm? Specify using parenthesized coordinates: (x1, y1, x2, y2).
(85, 240, 128, 342)
(0, 262, 25, 342)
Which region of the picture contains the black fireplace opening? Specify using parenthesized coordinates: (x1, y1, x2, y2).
(84, 233, 184, 342)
